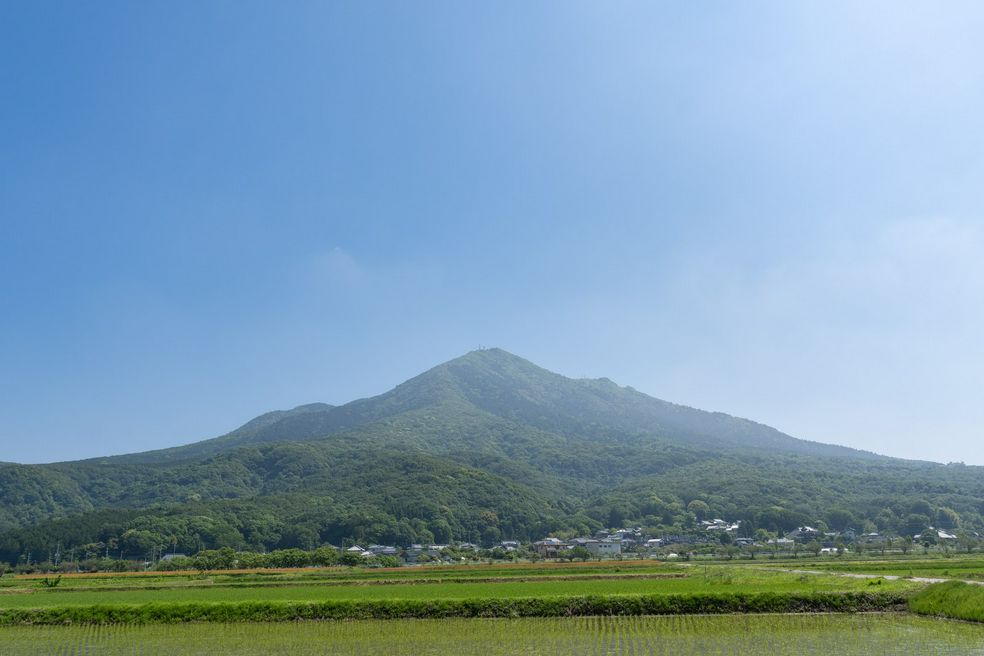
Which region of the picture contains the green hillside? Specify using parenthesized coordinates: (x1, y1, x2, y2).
(1, 349, 981, 563)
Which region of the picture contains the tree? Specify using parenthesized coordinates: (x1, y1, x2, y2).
(268, 548, 310, 568)
(429, 519, 453, 544)
(826, 508, 855, 533)
(312, 546, 339, 567)
(339, 551, 365, 567)
(687, 501, 710, 522)
(805, 540, 822, 557)
(570, 546, 590, 562)
(957, 532, 977, 554)
(936, 507, 961, 530)
(909, 500, 934, 517)
(902, 514, 930, 538)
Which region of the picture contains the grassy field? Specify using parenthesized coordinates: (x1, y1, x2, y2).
(1, 614, 982, 655)
(0, 566, 915, 610)
(2, 561, 686, 590)
(0, 560, 975, 652)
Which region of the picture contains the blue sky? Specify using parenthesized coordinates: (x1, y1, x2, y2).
(2, 2, 983, 464)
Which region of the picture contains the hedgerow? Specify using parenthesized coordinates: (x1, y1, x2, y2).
(0, 591, 907, 626)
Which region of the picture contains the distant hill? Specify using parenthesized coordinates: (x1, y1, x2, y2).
(1, 349, 981, 562)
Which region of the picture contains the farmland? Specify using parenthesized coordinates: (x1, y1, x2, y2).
(2, 614, 984, 655)
(0, 559, 979, 653)
(0, 562, 917, 612)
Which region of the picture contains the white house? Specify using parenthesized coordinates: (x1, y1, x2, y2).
(584, 539, 621, 557)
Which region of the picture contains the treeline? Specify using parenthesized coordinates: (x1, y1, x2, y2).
(156, 546, 401, 571)
(0, 490, 574, 565)
(2, 468, 983, 566)
(586, 456, 984, 539)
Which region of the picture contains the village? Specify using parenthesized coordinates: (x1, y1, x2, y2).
(328, 519, 972, 566)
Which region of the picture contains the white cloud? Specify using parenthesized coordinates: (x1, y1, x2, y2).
(307, 247, 366, 289)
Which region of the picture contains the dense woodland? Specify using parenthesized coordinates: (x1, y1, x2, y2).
(2, 349, 983, 564)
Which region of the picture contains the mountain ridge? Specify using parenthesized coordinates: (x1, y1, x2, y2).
(87, 348, 879, 466)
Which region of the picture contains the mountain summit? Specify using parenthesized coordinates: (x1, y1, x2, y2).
(104, 348, 869, 465)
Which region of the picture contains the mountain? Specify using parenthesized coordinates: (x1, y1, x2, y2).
(1, 348, 982, 563)
(101, 348, 872, 465)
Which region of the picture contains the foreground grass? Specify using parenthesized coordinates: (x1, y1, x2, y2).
(909, 581, 984, 622)
(2, 614, 982, 655)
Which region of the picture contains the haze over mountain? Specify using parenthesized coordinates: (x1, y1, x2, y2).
(1, 349, 981, 563)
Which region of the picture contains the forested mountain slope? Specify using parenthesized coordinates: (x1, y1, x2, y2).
(1, 349, 981, 562)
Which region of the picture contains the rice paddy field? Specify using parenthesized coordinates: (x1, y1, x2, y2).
(0, 566, 916, 609)
(1, 559, 982, 653)
(2, 614, 984, 655)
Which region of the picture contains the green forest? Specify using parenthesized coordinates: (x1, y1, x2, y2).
(2, 349, 982, 563)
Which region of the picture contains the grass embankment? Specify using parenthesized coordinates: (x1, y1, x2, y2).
(909, 581, 984, 622)
(0, 591, 908, 626)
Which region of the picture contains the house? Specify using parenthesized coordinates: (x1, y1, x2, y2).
(612, 528, 642, 544)
(785, 526, 822, 542)
(402, 544, 446, 563)
(500, 541, 520, 551)
(584, 539, 621, 558)
(913, 528, 958, 543)
(533, 538, 567, 558)
(703, 519, 740, 533)
(368, 545, 399, 556)
(457, 543, 478, 551)
(645, 538, 663, 549)
(662, 534, 700, 545)
(159, 553, 187, 562)
(734, 538, 755, 547)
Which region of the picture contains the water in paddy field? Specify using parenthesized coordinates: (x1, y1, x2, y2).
(2, 614, 984, 655)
